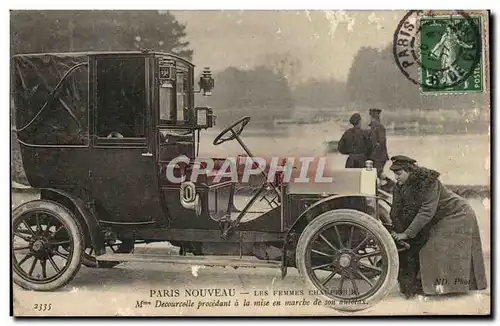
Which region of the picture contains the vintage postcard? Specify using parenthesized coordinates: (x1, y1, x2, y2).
(10, 9, 491, 316)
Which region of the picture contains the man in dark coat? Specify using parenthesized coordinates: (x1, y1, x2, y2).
(389, 155, 487, 298)
(367, 108, 389, 177)
(337, 113, 371, 168)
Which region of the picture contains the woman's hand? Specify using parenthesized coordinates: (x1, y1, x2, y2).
(393, 232, 409, 242)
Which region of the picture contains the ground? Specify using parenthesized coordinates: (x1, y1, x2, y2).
(11, 191, 491, 316)
(12, 252, 491, 316)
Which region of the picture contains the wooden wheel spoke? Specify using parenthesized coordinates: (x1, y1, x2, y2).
(311, 249, 334, 257)
(353, 234, 370, 252)
(45, 216, 54, 232)
(333, 225, 342, 248)
(353, 268, 374, 287)
(358, 262, 383, 274)
(40, 259, 47, 278)
(28, 258, 38, 276)
(13, 232, 31, 241)
(22, 221, 36, 236)
(15, 229, 33, 235)
(52, 225, 64, 237)
(347, 226, 354, 249)
(318, 234, 338, 252)
(358, 250, 382, 259)
(17, 253, 33, 266)
(13, 245, 30, 251)
(350, 278, 360, 296)
(53, 250, 69, 260)
(322, 270, 337, 286)
(312, 262, 333, 270)
(48, 256, 61, 273)
(339, 274, 345, 291)
(35, 213, 42, 232)
(50, 240, 71, 246)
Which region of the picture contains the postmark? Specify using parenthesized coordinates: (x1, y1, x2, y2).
(393, 10, 483, 93)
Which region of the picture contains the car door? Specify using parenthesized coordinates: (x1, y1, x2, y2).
(90, 55, 165, 224)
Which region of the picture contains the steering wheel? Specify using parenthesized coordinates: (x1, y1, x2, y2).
(213, 116, 251, 146)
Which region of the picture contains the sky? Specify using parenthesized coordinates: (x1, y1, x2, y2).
(174, 10, 406, 83)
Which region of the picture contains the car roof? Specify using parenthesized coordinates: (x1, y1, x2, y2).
(11, 50, 194, 67)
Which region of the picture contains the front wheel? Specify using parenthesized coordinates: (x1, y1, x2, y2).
(12, 200, 84, 291)
(295, 209, 398, 312)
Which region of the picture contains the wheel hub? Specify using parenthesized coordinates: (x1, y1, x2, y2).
(32, 240, 45, 252)
(338, 253, 352, 268)
(333, 249, 360, 272)
(30, 237, 51, 257)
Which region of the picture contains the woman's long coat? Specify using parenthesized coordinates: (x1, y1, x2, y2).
(390, 167, 487, 297)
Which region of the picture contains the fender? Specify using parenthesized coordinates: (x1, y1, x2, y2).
(39, 188, 105, 255)
(280, 193, 392, 278)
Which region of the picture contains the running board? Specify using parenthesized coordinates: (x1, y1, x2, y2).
(96, 253, 282, 269)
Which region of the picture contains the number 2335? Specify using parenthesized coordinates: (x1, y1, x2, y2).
(34, 303, 52, 311)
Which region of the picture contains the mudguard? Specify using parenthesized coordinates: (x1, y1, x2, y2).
(40, 188, 105, 255)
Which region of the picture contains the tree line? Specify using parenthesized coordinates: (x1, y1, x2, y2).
(10, 11, 488, 129)
(208, 44, 487, 119)
(10, 10, 192, 59)
(345, 45, 487, 112)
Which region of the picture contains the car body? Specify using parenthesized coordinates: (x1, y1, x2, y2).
(11, 51, 401, 312)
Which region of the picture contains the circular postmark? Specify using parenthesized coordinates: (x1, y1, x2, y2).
(393, 10, 482, 91)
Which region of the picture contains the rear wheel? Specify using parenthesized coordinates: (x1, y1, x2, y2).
(295, 209, 398, 312)
(12, 200, 84, 291)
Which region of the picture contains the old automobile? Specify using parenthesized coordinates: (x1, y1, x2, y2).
(11, 50, 406, 312)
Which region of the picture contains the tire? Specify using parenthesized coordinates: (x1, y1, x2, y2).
(12, 200, 84, 291)
(295, 209, 398, 312)
(82, 240, 134, 268)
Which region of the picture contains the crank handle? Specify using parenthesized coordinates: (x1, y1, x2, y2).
(397, 240, 410, 251)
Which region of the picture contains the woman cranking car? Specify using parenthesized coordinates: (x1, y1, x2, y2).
(388, 155, 487, 299)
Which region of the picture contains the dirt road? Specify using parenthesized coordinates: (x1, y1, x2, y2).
(12, 250, 491, 316)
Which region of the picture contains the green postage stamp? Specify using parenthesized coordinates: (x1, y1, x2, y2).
(393, 10, 487, 94)
(420, 15, 483, 93)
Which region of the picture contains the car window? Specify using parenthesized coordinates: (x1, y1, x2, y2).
(159, 83, 173, 121)
(95, 57, 146, 138)
(13, 57, 89, 146)
(176, 72, 188, 121)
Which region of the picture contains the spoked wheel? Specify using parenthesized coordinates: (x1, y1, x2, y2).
(12, 200, 84, 291)
(296, 209, 398, 312)
(82, 240, 134, 268)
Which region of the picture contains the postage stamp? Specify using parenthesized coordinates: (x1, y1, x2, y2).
(393, 10, 486, 94)
(9, 9, 491, 317)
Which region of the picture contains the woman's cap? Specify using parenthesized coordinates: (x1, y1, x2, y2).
(390, 155, 417, 171)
